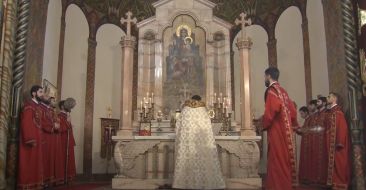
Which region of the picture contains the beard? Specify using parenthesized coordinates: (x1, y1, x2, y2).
(265, 80, 270, 87)
(41, 98, 51, 105)
(35, 96, 42, 102)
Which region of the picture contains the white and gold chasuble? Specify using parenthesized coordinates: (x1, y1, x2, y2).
(172, 101, 226, 189)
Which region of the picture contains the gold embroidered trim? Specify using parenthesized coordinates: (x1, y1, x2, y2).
(271, 84, 298, 185)
(183, 100, 206, 108)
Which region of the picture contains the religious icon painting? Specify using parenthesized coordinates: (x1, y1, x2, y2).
(139, 122, 152, 136)
(43, 79, 57, 100)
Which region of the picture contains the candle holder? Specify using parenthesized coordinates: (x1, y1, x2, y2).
(156, 110, 163, 132)
(210, 93, 233, 136)
(138, 92, 155, 136)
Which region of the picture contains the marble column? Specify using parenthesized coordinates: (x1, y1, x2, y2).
(0, 0, 18, 188)
(236, 38, 256, 136)
(120, 35, 136, 135)
(340, 0, 366, 189)
(205, 38, 215, 106)
(153, 39, 163, 110)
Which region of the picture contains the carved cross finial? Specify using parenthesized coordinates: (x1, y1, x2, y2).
(120, 11, 137, 37)
(235, 13, 252, 38)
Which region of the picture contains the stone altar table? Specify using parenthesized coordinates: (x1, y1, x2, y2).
(112, 135, 262, 189)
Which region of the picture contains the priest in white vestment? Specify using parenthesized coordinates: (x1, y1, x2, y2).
(172, 95, 226, 190)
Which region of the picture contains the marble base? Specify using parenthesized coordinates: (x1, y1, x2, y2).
(112, 135, 262, 190)
(112, 178, 262, 189)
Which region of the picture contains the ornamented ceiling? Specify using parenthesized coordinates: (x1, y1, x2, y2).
(67, 0, 305, 36)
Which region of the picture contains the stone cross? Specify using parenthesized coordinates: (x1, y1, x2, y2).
(235, 12, 252, 38)
(120, 11, 137, 37)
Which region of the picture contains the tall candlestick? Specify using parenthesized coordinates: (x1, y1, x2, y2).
(152, 93, 154, 103)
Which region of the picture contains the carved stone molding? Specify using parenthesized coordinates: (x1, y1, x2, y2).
(217, 140, 260, 177)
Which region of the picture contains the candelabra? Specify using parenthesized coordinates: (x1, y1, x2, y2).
(139, 92, 155, 135)
(210, 93, 233, 135)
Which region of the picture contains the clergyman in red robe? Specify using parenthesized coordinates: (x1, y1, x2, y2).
(58, 100, 76, 183)
(298, 100, 317, 184)
(325, 92, 350, 190)
(39, 97, 56, 185)
(17, 85, 45, 190)
(262, 67, 299, 190)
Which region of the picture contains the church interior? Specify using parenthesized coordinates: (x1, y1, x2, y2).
(1, 0, 366, 189)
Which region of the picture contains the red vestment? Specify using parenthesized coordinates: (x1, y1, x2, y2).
(298, 114, 315, 183)
(58, 112, 76, 182)
(53, 112, 65, 185)
(39, 103, 56, 184)
(325, 105, 350, 190)
(311, 109, 328, 185)
(262, 82, 298, 190)
(17, 100, 44, 190)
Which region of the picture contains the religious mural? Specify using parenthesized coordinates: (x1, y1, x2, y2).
(163, 17, 206, 112)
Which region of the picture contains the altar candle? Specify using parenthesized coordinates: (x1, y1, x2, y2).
(140, 101, 143, 111)
(149, 98, 152, 106)
(152, 93, 154, 103)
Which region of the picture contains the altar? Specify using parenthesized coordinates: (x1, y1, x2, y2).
(113, 0, 262, 189)
(112, 136, 261, 190)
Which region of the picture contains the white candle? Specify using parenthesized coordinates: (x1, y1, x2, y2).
(140, 101, 143, 111)
(152, 93, 154, 103)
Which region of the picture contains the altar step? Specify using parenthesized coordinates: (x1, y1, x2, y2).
(112, 178, 262, 190)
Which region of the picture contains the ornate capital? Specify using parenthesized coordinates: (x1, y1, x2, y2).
(120, 36, 136, 48)
(236, 38, 253, 50)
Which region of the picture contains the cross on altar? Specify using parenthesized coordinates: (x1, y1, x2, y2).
(179, 84, 191, 100)
(120, 11, 137, 37)
(235, 13, 252, 38)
